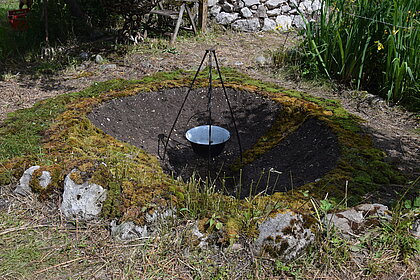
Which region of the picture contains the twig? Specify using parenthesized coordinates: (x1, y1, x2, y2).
(0, 224, 52, 236)
(35, 257, 87, 274)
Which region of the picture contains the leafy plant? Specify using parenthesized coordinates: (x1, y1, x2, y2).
(295, 0, 419, 110)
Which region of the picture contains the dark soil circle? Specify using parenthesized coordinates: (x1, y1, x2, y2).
(88, 87, 340, 197)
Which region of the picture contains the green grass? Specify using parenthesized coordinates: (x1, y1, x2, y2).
(0, 79, 138, 164)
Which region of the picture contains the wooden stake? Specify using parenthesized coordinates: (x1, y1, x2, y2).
(198, 0, 208, 33)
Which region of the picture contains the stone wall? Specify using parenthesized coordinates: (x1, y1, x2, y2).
(208, 0, 321, 32)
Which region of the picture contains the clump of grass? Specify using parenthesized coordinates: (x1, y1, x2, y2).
(283, 0, 419, 110)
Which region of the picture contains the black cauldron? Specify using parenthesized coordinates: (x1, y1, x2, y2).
(185, 125, 230, 157)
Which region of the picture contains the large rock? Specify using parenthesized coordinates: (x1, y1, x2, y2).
(243, 0, 260, 7)
(215, 12, 239, 24)
(14, 166, 51, 196)
(254, 211, 314, 260)
(231, 18, 261, 32)
(326, 204, 391, 239)
(275, 15, 292, 30)
(60, 170, 107, 221)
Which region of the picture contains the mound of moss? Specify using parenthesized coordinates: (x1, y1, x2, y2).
(0, 68, 409, 237)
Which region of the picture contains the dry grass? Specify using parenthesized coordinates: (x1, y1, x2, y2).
(1, 180, 419, 280)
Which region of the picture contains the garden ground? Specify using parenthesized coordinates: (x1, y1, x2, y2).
(0, 30, 419, 279)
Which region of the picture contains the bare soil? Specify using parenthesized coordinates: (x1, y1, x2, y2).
(88, 87, 339, 197)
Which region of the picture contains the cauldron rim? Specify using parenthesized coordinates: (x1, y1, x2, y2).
(185, 125, 230, 146)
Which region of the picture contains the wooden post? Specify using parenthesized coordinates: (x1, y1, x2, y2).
(44, 0, 49, 43)
(198, 0, 208, 33)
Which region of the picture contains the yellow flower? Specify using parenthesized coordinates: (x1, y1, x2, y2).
(384, 29, 388, 35)
(374, 40, 384, 51)
(392, 28, 399, 35)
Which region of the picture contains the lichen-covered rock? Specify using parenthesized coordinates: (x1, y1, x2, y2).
(15, 166, 40, 195)
(325, 204, 391, 239)
(14, 166, 51, 196)
(232, 18, 261, 32)
(254, 211, 314, 260)
(60, 170, 107, 221)
(110, 220, 148, 241)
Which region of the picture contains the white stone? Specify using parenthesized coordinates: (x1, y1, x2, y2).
(281, 4, 291, 13)
(222, 2, 234, 12)
(292, 15, 306, 29)
(14, 166, 40, 196)
(255, 55, 267, 66)
(265, 0, 285, 9)
(60, 170, 107, 221)
(39, 171, 51, 188)
(215, 12, 239, 25)
(262, 18, 277, 30)
(231, 18, 261, 32)
(299, 0, 314, 14)
(207, 0, 218, 7)
(312, 0, 321, 12)
(243, 0, 260, 7)
(95, 54, 104, 64)
(275, 15, 292, 30)
(111, 221, 148, 241)
(210, 5, 222, 17)
(267, 8, 281, 16)
(325, 204, 391, 239)
(241, 7, 253, 18)
(256, 5, 268, 17)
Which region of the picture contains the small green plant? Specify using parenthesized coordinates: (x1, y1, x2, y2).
(206, 213, 224, 231)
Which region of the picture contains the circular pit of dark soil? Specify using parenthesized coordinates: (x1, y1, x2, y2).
(88, 87, 340, 198)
